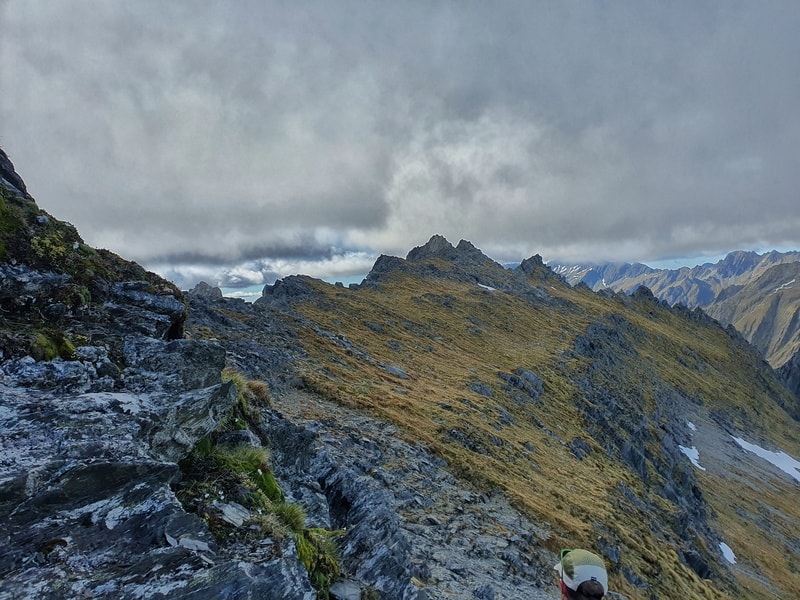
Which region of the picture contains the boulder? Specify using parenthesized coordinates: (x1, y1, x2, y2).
(187, 281, 223, 300)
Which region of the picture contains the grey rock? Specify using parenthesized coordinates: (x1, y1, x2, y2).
(473, 583, 497, 599)
(175, 541, 316, 600)
(211, 501, 252, 527)
(384, 364, 409, 379)
(100, 281, 186, 340)
(217, 428, 263, 448)
(188, 281, 224, 300)
(255, 275, 320, 310)
(0, 378, 239, 598)
(569, 437, 591, 460)
(329, 579, 363, 600)
(0, 148, 28, 195)
(407, 236, 498, 270)
(0, 150, 322, 599)
(122, 336, 226, 393)
(467, 381, 494, 397)
(0, 264, 72, 312)
(499, 368, 543, 404)
(264, 392, 557, 600)
(364, 321, 385, 333)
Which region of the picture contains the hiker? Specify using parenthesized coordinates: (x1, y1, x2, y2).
(554, 548, 608, 600)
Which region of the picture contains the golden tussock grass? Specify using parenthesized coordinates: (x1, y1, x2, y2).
(282, 270, 800, 599)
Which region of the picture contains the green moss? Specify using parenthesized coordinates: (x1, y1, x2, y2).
(31, 231, 69, 263)
(29, 329, 75, 361)
(0, 190, 24, 260)
(74, 285, 92, 306)
(254, 468, 284, 503)
(31, 333, 59, 361)
(211, 445, 269, 475)
(0, 190, 23, 234)
(194, 436, 213, 457)
(58, 336, 75, 359)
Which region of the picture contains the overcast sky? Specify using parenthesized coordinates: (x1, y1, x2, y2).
(2, 1, 799, 290)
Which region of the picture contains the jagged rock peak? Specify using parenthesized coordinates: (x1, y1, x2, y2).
(517, 254, 546, 275)
(516, 254, 565, 285)
(633, 285, 656, 300)
(188, 280, 223, 300)
(363, 254, 408, 282)
(715, 250, 761, 277)
(254, 274, 322, 309)
(406, 234, 494, 266)
(406, 234, 456, 260)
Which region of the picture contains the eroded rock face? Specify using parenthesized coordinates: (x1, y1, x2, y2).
(0, 346, 319, 600)
(0, 364, 220, 594)
(571, 313, 728, 586)
(187, 281, 223, 300)
(778, 348, 800, 400)
(259, 391, 557, 600)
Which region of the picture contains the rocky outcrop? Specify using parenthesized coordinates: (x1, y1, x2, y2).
(0, 329, 326, 599)
(363, 235, 508, 290)
(0, 149, 27, 196)
(571, 312, 727, 585)
(778, 347, 800, 399)
(0, 148, 320, 599)
(255, 275, 321, 311)
(406, 235, 498, 270)
(187, 281, 223, 300)
(0, 151, 186, 363)
(260, 391, 556, 600)
(186, 283, 563, 599)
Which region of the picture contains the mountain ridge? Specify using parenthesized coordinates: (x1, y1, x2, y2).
(244, 234, 800, 598)
(551, 251, 800, 369)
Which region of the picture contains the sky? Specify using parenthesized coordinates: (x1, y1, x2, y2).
(2, 1, 800, 291)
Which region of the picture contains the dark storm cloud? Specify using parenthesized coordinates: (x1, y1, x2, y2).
(2, 1, 799, 287)
(149, 236, 339, 267)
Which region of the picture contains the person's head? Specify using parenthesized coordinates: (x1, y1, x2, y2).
(554, 548, 607, 600)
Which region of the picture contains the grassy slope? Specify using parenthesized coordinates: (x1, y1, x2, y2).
(281, 261, 800, 600)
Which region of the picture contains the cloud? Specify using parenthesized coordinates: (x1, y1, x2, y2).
(152, 248, 377, 290)
(2, 1, 799, 287)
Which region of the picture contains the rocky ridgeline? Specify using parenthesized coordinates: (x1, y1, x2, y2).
(360, 234, 564, 310)
(240, 237, 800, 598)
(552, 251, 800, 373)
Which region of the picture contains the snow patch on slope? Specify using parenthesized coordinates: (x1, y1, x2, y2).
(732, 436, 800, 483)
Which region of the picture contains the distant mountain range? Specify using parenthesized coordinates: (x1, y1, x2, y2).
(551, 250, 800, 368)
